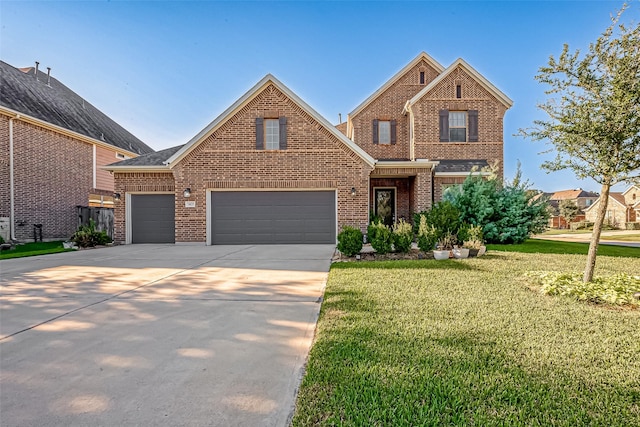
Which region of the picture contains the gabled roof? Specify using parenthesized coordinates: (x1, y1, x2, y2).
(584, 192, 627, 212)
(622, 185, 640, 196)
(406, 58, 513, 110)
(348, 52, 444, 119)
(105, 145, 183, 171)
(550, 189, 599, 201)
(164, 74, 375, 168)
(0, 60, 153, 155)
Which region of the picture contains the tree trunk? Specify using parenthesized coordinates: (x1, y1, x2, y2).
(583, 183, 611, 282)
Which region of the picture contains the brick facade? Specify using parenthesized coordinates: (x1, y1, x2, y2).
(1, 113, 124, 240)
(350, 59, 440, 160)
(113, 83, 372, 244)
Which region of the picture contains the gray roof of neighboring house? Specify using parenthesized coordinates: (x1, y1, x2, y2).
(0, 60, 154, 155)
(109, 145, 183, 166)
(434, 159, 489, 173)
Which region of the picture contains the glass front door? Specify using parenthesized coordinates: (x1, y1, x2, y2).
(374, 188, 395, 226)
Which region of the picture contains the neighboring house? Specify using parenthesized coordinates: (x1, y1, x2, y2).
(0, 60, 153, 241)
(584, 190, 636, 228)
(544, 189, 599, 228)
(105, 52, 512, 245)
(623, 185, 640, 222)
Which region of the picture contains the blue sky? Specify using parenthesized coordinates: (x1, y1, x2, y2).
(1, 1, 635, 193)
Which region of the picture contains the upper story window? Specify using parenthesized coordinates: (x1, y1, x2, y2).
(372, 119, 397, 145)
(419, 71, 425, 85)
(449, 112, 467, 142)
(439, 109, 478, 143)
(265, 119, 279, 150)
(256, 117, 287, 150)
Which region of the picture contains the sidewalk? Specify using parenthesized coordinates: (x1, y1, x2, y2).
(534, 230, 640, 248)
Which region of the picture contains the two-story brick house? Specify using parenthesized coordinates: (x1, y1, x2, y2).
(0, 61, 153, 241)
(106, 53, 512, 245)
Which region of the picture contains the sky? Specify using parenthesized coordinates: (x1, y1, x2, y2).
(1, 0, 636, 193)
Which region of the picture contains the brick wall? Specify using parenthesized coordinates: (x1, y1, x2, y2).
(112, 172, 175, 243)
(412, 66, 507, 178)
(114, 83, 373, 243)
(350, 59, 440, 160)
(2, 116, 93, 240)
(0, 116, 10, 220)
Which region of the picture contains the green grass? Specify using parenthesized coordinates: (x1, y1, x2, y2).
(603, 233, 640, 242)
(539, 229, 592, 235)
(293, 250, 640, 426)
(486, 238, 640, 258)
(0, 241, 72, 260)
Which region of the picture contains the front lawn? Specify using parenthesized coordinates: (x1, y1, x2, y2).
(487, 238, 640, 257)
(0, 241, 72, 260)
(293, 250, 640, 425)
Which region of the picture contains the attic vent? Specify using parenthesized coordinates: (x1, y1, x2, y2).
(46, 67, 51, 86)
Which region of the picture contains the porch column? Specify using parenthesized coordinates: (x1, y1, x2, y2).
(413, 171, 433, 212)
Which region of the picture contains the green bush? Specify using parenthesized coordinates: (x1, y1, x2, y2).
(626, 222, 640, 230)
(391, 219, 413, 253)
(447, 168, 550, 244)
(413, 201, 460, 239)
(0, 235, 4, 244)
(570, 221, 594, 231)
(526, 271, 640, 306)
(416, 215, 438, 252)
(71, 219, 112, 248)
(367, 221, 393, 254)
(337, 226, 363, 257)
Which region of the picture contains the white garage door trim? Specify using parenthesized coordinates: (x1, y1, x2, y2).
(206, 188, 337, 246)
(126, 192, 175, 244)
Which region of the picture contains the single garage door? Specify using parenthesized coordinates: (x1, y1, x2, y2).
(131, 194, 175, 243)
(211, 191, 335, 244)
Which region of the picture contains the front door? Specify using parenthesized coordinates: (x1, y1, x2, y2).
(374, 188, 395, 226)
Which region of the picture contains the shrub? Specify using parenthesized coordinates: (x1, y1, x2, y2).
(463, 224, 484, 249)
(337, 226, 363, 257)
(71, 219, 112, 248)
(0, 235, 4, 244)
(626, 222, 640, 230)
(416, 215, 438, 252)
(391, 219, 413, 253)
(448, 167, 550, 244)
(570, 221, 594, 231)
(526, 271, 640, 306)
(367, 221, 393, 254)
(413, 201, 460, 239)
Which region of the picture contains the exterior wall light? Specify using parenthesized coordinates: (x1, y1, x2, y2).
(183, 188, 192, 198)
(351, 187, 357, 196)
(114, 193, 121, 201)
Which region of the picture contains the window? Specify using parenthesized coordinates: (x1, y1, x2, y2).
(449, 112, 466, 142)
(585, 199, 593, 206)
(378, 121, 391, 144)
(456, 84, 462, 99)
(115, 152, 128, 159)
(265, 119, 279, 150)
(256, 117, 287, 150)
(372, 119, 396, 144)
(419, 71, 425, 85)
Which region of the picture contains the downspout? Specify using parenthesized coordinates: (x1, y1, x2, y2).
(8, 116, 16, 240)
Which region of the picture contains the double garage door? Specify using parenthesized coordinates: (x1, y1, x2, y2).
(130, 191, 335, 244)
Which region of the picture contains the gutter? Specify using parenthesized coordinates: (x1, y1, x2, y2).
(8, 116, 16, 240)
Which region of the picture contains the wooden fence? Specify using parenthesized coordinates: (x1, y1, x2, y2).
(77, 206, 114, 239)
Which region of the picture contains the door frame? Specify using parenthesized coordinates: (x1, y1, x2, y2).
(372, 187, 397, 225)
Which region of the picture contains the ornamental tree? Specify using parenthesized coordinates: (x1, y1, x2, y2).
(519, 4, 640, 282)
(558, 199, 581, 224)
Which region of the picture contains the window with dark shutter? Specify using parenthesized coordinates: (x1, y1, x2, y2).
(468, 110, 478, 142)
(439, 110, 449, 142)
(372, 119, 379, 144)
(256, 117, 264, 150)
(390, 120, 397, 145)
(279, 117, 287, 150)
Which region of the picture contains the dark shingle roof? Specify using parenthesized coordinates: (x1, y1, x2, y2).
(0, 61, 154, 155)
(434, 159, 489, 173)
(109, 145, 183, 167)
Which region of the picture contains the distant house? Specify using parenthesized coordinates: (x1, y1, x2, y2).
(0, 61, 154, 241)
(584, 186, 639, 228)
(105, 52, 513, 244)
(543, 189, 599, 228)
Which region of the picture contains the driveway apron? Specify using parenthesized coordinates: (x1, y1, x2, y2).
(0, 244, 334, 426)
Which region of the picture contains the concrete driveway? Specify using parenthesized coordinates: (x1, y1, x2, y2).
(0, 244, 334, 426)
